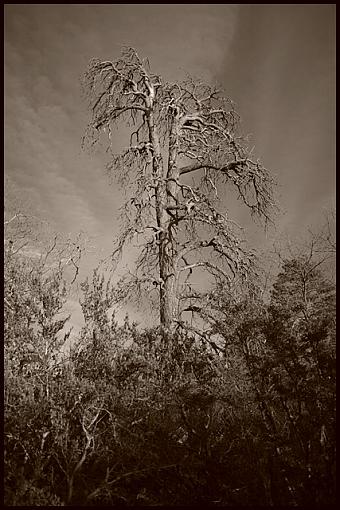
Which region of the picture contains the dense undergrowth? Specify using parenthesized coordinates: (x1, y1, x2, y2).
(4, 247, 336, 506)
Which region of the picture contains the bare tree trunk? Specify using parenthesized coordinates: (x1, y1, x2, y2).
(160, 109, 182, 330)
(146, 100, 178, 331)
(160, 244, 178, 330)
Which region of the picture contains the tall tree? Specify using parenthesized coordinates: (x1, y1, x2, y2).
(83, 47, 276, 331)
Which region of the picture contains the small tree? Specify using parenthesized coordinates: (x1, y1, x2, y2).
(83, 47, 276, 331)
(194, 220, 336, 505)
(4, 205, 92, 506)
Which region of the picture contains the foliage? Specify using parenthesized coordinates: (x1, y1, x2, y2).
(4, 213, 82, 506)
(5, 245, 335, 505)
(206, 251, 336, 505)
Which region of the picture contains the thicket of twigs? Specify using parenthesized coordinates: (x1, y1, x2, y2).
(4, 227, 336, 506)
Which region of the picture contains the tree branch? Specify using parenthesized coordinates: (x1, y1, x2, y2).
(179, 160, 246, 176)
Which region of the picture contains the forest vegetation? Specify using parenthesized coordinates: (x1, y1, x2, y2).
(4, 49, 336, 506)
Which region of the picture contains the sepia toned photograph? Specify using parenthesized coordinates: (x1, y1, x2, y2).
(4, 4, 335, 506)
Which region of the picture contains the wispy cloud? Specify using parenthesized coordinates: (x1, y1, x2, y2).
(6, 45, 118, 239)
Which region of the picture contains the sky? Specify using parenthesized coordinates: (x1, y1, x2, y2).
(5, 4, 336, 334)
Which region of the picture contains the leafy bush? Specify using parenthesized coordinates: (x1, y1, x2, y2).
(5, 250, 335, 505)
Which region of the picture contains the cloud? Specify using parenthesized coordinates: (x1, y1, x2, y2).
(118, 4, 240, 82)
(6, 96, 91, 228)
(5, 46, 121, 240)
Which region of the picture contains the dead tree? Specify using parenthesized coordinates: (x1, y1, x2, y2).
(82, 47, 276, 332)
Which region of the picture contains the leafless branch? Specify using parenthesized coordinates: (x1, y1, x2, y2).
(82, 47, 277, 329)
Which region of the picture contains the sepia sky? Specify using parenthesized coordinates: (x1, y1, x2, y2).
(5, 4, 335, 330)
